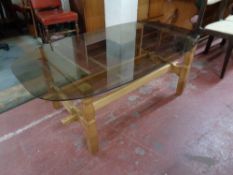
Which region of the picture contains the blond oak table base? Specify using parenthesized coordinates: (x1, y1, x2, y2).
(53, 47, 196, 154)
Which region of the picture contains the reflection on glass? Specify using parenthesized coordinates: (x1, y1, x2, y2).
(106, 23, 137, 87)
(104, 0, 138, 86)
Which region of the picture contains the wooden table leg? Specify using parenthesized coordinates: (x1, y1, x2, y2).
(40, 46, 99, 154)
(176, 46, 196, 95)
(53, 101, 62, 109)
(80, 98, 99, 154)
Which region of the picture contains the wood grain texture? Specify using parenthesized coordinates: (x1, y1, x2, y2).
(176, 46, 196, 95)
(149, 0, 197, 29)
(84, 0, 105, 32)
(93, 63, 172, 111)
(81, 99, 99, 154)
(138, 0, 150, 20)
(69, 0, 200, 31)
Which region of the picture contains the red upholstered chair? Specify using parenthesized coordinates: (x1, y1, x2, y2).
(30, 0, 79, 43)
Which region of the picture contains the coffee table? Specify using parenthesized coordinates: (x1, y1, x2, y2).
(12, 22, 197, 154)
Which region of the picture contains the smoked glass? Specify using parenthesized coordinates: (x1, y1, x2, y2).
(12, 22, 196, 101)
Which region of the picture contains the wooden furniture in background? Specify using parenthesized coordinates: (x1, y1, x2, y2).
(69, 0, 198, 32)
(1, 0, 231, 34)
(139, 0, 233, 26)
(138, 0, 150, 21)
(139, 0, 198, 30)
(30, 0, 79, 43)
(69, 0, 105, 33)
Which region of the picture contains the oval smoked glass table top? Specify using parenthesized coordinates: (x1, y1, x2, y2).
(12, 22, 197, 101)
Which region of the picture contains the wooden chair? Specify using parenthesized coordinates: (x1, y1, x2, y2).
(201, 0, 233, 78)
(29, 0, 79, 43)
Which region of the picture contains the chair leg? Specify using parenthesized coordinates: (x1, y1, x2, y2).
(39, 24, 47, 43)
(203, 35, 214, 54)
(75, 21, 79, 35)
(220, 42, 233, 79)
(220, 39, 226, 47)
(45, 26, 50, 43)
(44, 26, 54, 50)
(38, 23, 45, 43)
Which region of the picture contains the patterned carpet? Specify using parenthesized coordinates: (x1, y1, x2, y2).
(0, 36, 39, 113)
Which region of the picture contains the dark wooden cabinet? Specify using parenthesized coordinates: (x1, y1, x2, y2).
(69, 0, 105, 33)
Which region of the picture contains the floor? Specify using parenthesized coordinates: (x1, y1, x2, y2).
(0, 36, 39, 113)
(0, 40, 233, 175)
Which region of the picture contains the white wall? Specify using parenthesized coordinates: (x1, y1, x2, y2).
(104, 0, 138, 44)
(104, 0, 138, 27)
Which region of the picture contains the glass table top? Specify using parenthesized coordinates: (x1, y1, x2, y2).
(12, 22, 197, 101)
